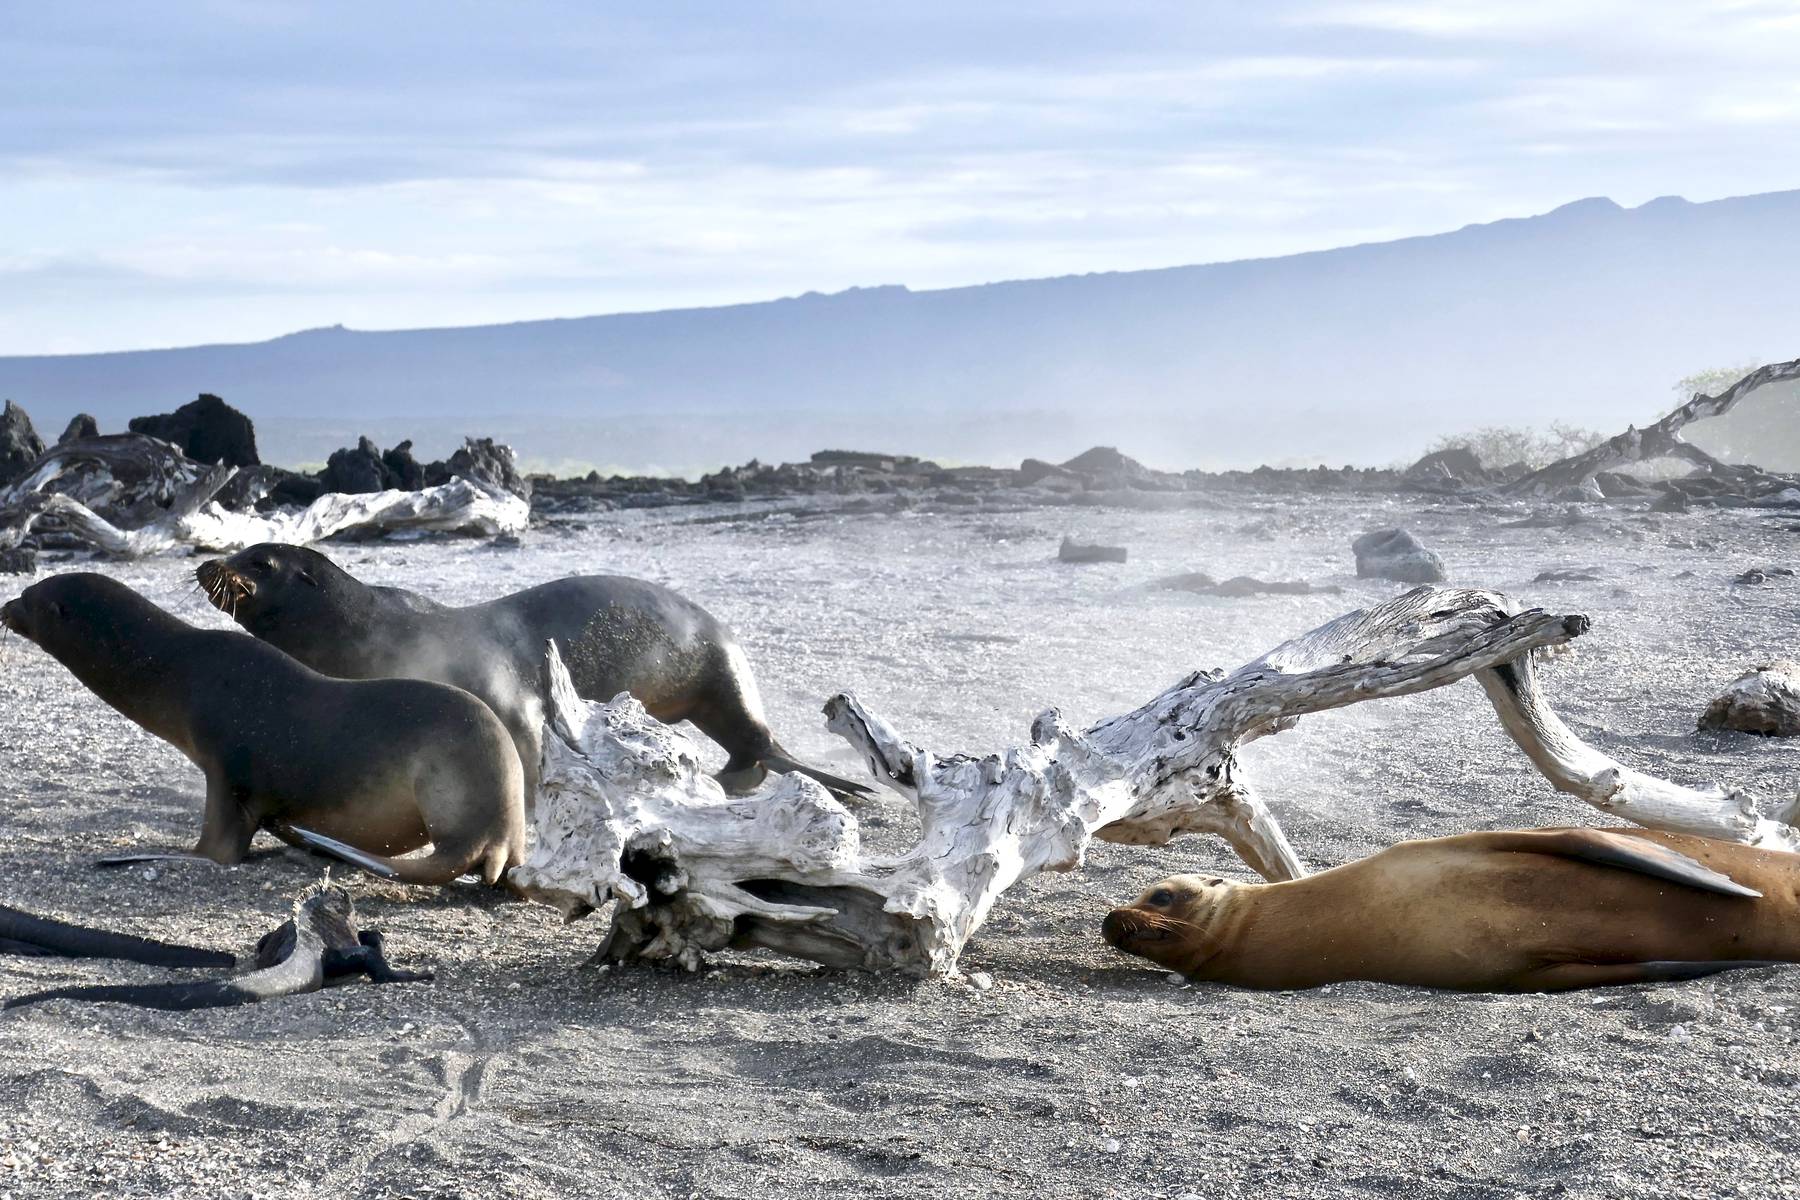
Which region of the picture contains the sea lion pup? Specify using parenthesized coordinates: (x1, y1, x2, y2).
(1, 573, 524, 886)
(1103, 828, 1800, 993)
(196, 544, 871, 800)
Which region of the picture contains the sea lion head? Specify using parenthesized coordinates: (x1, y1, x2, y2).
(197, 543, 338, 629)
(1102, 873, 1238, 975)
(0, 572, 158, 658)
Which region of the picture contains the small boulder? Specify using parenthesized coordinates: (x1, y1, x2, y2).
(0, 400, 46, 486)
(1351, 528, 1447, 584)
(1534, 567, 1605, 583)
(1699, 662, 1800, 737)
(1058, 537, 1127, 564)
(128, 394, 259, 467)
(0, 546, 36, 575)
(57, 413, 99, 444)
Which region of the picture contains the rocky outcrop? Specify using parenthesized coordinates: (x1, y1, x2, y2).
(437, 437, 529, 501)
(0, 400, 46, 487)
(58, 414, 99, 445)
(319, 437, 395, 494)
(127, 394, 260, 468)
(1406, 446, 1489, 486)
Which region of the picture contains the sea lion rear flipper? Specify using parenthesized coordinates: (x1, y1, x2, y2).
(1495, 828, 1761, 899)
(1516, 960, 1790, 992)
(760, 752, 875, 800)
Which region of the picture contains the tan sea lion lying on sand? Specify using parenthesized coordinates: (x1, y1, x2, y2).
(1104, 827, 1800, 992)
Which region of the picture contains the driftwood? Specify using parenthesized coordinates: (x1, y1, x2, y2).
(0, 435, 528, 558)
(512, 585, 1800, 976)
(1507, 358, 1800, 495)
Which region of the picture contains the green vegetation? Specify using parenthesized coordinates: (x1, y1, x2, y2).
(1423, 422, 1605, 471)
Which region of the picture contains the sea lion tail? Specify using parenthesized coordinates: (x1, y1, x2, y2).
(0, 905, 235, 969)
(760, 750, 876, 801)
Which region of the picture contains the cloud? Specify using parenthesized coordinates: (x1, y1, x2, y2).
(2, 2, 1800, 352)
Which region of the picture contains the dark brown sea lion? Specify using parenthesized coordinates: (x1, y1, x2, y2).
(1103, 828, 1800, 992)
(1, 573, 524, 885)
(195, 544, 870, 800)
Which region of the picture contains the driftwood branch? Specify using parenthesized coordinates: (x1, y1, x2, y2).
(1506, 358, 1800, 494)
(508, 585, 1800, 977)
(1478, 657, 1800, 848)
(0, 435, 528, 557)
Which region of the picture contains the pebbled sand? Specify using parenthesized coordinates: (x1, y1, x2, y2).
(1, 492, 1796, 1199)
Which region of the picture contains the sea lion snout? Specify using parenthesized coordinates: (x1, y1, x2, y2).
(0, 597, 21, 634)
(196, 559, 257, 613)
(1102, 907, 1173, 948)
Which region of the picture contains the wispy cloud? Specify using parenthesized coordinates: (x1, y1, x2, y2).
(2, 2, 1799, 352)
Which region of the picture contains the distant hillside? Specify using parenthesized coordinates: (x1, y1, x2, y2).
(3, 191, 1797, 473)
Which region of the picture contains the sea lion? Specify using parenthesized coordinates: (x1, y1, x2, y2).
(1103, 827, 1800, 992)
(1, 573, 524, 885)
(195, 544, 870, 800)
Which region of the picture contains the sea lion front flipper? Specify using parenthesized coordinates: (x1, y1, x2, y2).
(1516, 960, 1790, 992)
(277, 826, 402, 881)
(1497, 829, 1762, 899)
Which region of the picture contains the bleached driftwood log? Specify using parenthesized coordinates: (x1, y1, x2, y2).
(3, 478, 528, 557)
(0, 434, 528, 557)
(515, 585, 1799, 976)
(1506, 357, 1800, 495)
(1478, 654, 1800, 846)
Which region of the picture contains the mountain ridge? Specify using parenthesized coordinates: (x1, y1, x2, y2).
(3, 189, 1795, 472)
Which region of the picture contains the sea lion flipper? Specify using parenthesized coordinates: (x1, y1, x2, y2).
(280, 826, 402, 880)
(1517, 959, 1789, 992)
(759, 752, 875, 800)
(1501, 828, 1762, 899)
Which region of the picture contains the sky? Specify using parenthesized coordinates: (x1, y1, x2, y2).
(5, 1, 1800, 356)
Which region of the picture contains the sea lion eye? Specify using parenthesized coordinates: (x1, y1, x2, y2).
(1148, 888, 1173, 907)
